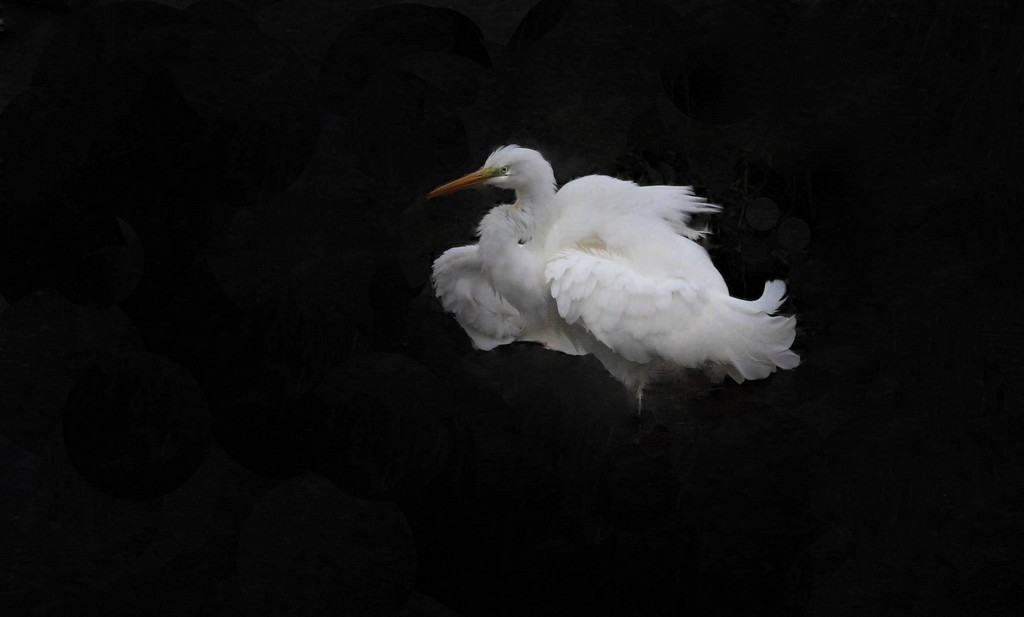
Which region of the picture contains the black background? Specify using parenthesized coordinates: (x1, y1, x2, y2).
(1, 0, 1021, 615)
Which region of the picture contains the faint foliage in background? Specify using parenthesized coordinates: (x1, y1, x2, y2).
(0, 0, 1022, 615)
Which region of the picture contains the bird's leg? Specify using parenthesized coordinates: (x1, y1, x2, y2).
(634, 376, 650, 419)
(632, 385, 650, 444)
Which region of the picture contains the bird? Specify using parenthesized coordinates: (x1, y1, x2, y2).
(428, 145, 799, 415)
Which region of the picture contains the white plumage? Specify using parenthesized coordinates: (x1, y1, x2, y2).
(429, 145, 799, 411)
(431, 244, 524, 350)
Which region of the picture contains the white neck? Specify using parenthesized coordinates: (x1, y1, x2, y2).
(514, 181, 556, 212)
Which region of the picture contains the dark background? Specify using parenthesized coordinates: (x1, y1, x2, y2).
(1, 0, 1021, 615)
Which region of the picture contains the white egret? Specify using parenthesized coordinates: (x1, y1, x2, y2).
(429, 145, 799, 414)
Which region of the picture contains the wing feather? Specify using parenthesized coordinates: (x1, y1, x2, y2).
(432, 245, 524, 350)
(432, 244, 587, 356)
(553, 176, 721, 241)
(545, 248, 799, 382)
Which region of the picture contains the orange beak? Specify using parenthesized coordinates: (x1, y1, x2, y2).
(427, 167, 499, 199)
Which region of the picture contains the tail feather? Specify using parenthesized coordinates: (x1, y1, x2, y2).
(715, 280, 800, 383)
(751, 279, 788, 314)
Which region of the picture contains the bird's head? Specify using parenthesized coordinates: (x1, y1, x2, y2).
(428, 145, 556, 202)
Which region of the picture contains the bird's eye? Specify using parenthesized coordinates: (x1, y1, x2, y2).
(500, 165, 510, 174)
